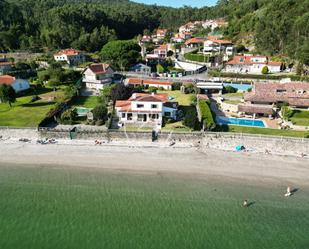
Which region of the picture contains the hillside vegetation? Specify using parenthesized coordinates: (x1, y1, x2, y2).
(0, 0, 308, 65)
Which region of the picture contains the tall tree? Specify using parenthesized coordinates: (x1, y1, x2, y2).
(0, 84, 16, 107)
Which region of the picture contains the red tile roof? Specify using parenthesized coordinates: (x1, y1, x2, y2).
(54, 48, 81, 56)
(185, 37, 205, 45)
(88, 63, 111, 75)
(0, 75, 15, 85)
(238, 104, 274, 115)
(115, 93, 174, 112)
(129, 93, 169, 102)
(226, 55, 282, 66)
(245, 82, 309, 107)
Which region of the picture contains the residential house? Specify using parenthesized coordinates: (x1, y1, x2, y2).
(141, 35, 152, 43)
(238, 104, 275, 118)
(0, 75, 30, 93)
(115, 93, 178, 127)
(154, 44, 168, 58)
(82, 63, 114, 90)
(179, 22, 196, 33)
(202, 19, 228, 30)
(244, 82, 309, 108)
(156, 29, 168, 39)
(0, 60, 14, 75)
(145, 44, 169, 63)
(225, 55, 282, 74)
(54, 48, 85, 65)
(203, 39, 234, 56)
(172, 32, 192, 43)
(125, 78, 172, 90)
(185, 38, 205, 48)
(129, 63, 151, 75)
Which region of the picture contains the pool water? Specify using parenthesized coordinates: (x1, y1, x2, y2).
(75, 107, 92, 117)
(216, 116, 266, 127)
(223, 83, 252, 91)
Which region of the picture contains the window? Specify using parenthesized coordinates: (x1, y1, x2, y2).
(164, 112, 171, 117)
(276, 89, 286, 93)
(150, 114, 159, 120)
(137, 104, 144, 108)
(151, 104, 158, 109)
(122, 113, 126, 118)
(127, 113, 133, 120)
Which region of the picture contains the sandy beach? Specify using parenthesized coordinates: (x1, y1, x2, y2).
(1, 139, 308, 187)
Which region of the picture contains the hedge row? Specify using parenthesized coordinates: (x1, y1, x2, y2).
(208, 70, 309, 82)
(198, 100, 216, 130)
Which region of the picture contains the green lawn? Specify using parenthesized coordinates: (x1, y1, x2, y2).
(162, 121, 192, 132)
(289, 110, 309, 126)
(158, 90, 195, 131)
(223, 100, 241, 105)
(223, 92, 244, 97)
(157, 90, 194, 106)
(228, 125, 309, 138)
(1, 165, 309, 249)
(71, 96, 99, 108)
(0, 90, 62, 127)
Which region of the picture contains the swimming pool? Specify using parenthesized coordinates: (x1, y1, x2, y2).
(75, 107, 92, 117)
(216, 116, 266, 128)
(223, 83, 253, 91)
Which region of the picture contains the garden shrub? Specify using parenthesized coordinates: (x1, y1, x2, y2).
(198, 100, 216, 130)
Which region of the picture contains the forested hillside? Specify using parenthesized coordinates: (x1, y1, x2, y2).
(218, 0, 309, 64)
(0, 0, 308, 64)
(0, 0, 212, 52)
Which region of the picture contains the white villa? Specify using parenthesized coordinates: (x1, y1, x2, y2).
(203, 39, 234, 56)
(82, 63, 114, 90)
(225, 55, 282, 74)
(115, 93, 178, 128)
(0, 75, 30, 93)
(54, 48, 85, 65)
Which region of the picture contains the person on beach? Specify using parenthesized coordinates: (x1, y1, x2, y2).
(243, 200, 248, 207)
(285, 186, 292, 197)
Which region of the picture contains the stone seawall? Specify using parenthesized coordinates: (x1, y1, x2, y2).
(1, 127, 309, 156)
(0, 127, 39, 139)
(201, 133, 309, 156)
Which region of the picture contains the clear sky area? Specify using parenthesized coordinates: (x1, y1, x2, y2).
(132, 0, 217, 8)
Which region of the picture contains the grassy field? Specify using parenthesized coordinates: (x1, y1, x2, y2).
(223, 99, 241, 105)
(228, 125, 309, 138)
(157, 90, 194, 106)
(71, 96, 99, 108)
(157, 90, 195, 132)
(289, 110, 309, 126)
(223, 92, 244, 98)
(0, 88, 64, 127)
(0, 165, 309, 249)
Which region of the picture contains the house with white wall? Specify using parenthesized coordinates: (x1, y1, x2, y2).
(203, 39, 234, 56)
(224, 55, 282, 74)
(82, 63, 114, 90)
(0, 75, 30, 93)
(115, 93, 178, 128)
(54, 48, 85, 65)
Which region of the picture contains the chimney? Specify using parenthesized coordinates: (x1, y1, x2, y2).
(151, 92, 155, 96)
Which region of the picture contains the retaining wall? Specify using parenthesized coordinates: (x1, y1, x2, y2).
(1, 127, 309, 155)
